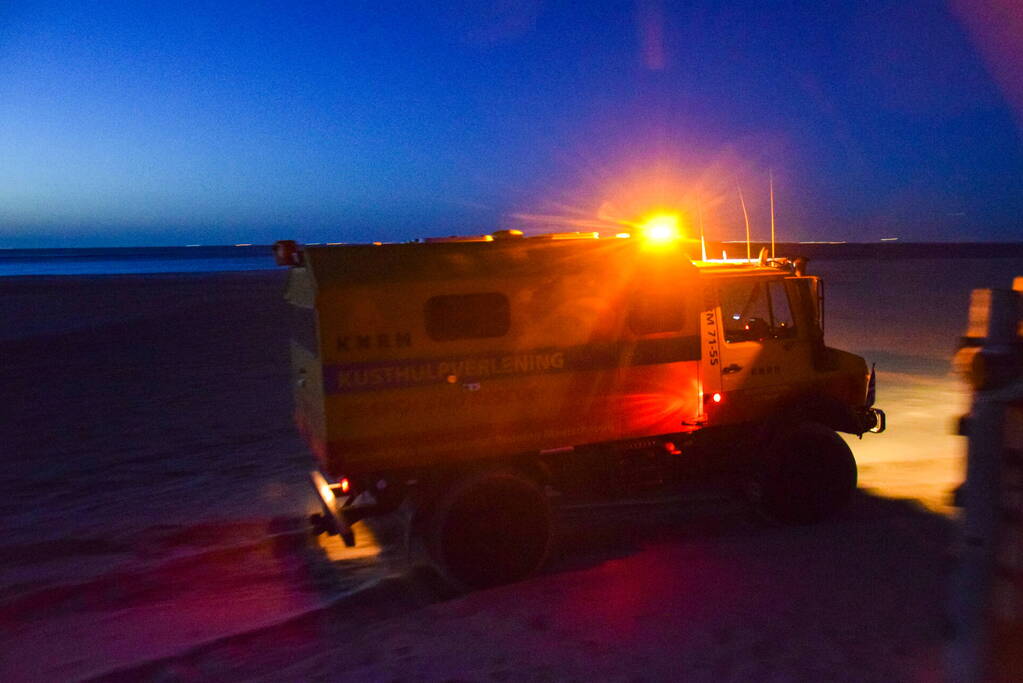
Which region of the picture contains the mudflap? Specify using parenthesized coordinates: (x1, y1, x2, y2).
(309, 470, 356, 546)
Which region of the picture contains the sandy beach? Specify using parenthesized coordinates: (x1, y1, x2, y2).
(2, 258, 1020, 681)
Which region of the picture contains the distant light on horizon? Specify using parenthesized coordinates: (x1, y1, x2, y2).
(880, 237, 900, 241)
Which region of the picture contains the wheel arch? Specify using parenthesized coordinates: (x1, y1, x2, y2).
(769, 393, 863, 437)
(407, 456, 549, 528)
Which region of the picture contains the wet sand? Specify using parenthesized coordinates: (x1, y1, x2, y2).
(0, 272, 354, 679)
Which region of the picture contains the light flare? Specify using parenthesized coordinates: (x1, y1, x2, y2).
(640, 213, 682, 243)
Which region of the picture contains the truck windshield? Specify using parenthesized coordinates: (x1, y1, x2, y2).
(721, 279, 796, 342)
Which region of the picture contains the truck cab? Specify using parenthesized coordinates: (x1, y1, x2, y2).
(700, 268, 876, 432)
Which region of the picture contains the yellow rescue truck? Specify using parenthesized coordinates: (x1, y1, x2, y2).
(274, 229, 885, 589)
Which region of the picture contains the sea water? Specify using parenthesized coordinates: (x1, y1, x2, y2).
(0, 245, 276, 276)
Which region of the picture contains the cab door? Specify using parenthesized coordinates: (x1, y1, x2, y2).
(714, 276, 813, 422)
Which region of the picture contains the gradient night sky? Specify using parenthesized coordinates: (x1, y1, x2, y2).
(1, 0, 1021, 247)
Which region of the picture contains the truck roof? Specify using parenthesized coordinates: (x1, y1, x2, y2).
(286, 232, 791, 287)
(297, 232, 708, 289)
(691, 260, 785, 277)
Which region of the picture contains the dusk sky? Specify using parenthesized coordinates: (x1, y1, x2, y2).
(1, 0, 1021, 247)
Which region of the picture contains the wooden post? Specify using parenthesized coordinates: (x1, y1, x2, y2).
(989, 399, 1023, 681)
(948, 286, 1022, 682)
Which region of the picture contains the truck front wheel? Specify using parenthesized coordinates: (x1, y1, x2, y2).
(757, 421, 857, 524)
(421, 468, 553, 590)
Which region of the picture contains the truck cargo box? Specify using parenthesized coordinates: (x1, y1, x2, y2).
(285, 236, 704, 478)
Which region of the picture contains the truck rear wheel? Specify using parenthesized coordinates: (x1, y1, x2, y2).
(422, 468, 552, 590)
(757, 421, 857, 524)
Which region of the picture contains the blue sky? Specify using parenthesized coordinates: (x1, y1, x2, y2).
(1, 0, 1021, 247)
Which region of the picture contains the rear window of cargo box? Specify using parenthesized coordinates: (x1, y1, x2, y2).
(425, 293, 510, 341)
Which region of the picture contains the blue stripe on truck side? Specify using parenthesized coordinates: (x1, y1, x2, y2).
(322, 335, 700, 394)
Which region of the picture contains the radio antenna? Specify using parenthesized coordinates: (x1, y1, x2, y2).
(737, 184, 752, 262)
(697, 197, 707, 261)
(769, 171, 776, 260)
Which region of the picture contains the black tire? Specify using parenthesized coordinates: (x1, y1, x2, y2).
(424, 468, 552, 591)
(757, 421, 858, 524)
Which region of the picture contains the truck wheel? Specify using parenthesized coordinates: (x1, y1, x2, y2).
(424, 468, 552, 590)
(757, 421, 857, 524)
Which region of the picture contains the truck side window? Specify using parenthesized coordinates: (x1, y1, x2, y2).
(425, 293, 510, 341)
(767, 281, 796, 338)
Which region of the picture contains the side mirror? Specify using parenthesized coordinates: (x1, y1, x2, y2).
(793, 256, 809, 277)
